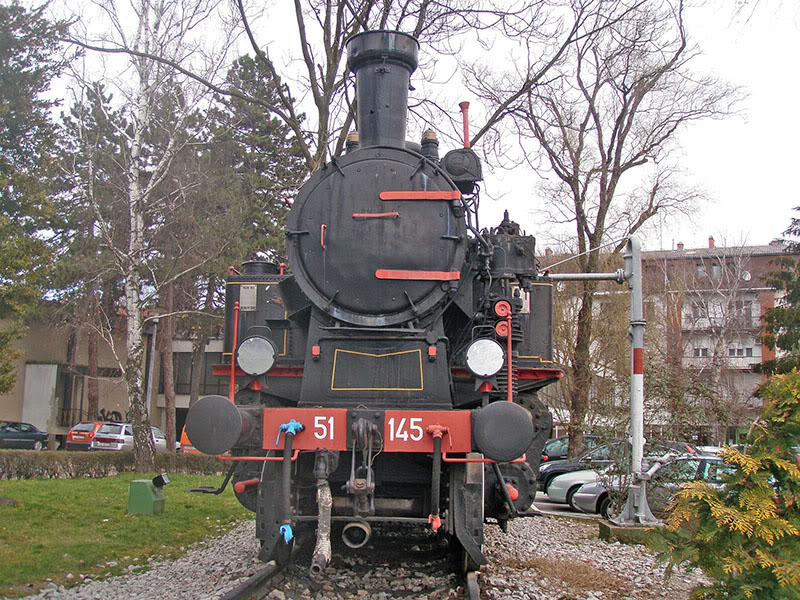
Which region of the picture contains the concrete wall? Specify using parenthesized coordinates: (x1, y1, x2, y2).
(0, 320, 128, 433)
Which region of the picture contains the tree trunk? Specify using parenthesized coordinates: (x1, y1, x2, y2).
(567, 282, 596, 458)
(125, 269, 154, 470)
(158, 282, 176, 453)
(125, 85, 155, 470)
(87, 327, 99, 420)
(189, 333, 207, 407)
(189, 276, 215, 408)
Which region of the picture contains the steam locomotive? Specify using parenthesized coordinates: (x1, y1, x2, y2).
(185, 30, 561, 574)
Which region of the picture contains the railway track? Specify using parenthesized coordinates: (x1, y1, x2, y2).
(218, 523, 480, 600)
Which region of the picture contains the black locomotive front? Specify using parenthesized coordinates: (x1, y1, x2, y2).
(185, 30, 561, 574)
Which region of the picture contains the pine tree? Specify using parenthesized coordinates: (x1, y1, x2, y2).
(0, 1, 67, 392)
(49, 83, 127, 418)
(207, 55, 306, 262)
(760, 210, 800, 374)
(660, 370, 800, 599)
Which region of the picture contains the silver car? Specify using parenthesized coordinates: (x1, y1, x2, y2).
(546, 468, 601, 510)
(90, 423, 169, 453)
(572, 455, 734, 519)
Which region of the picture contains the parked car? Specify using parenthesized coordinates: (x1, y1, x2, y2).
(90, 423, 170, 453)
(546, 468, 602, 510)
(0, 421, 49, 450)
(538, 439, 695, 494)
(65, 421, 108, 451)
(572, 455, 735, 519)
(542, 434, 600, 462)
(538, 441, 623, 493)
(696, 445, 723, 456)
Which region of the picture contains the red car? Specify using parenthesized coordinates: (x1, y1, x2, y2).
(65, 421, 108, 451)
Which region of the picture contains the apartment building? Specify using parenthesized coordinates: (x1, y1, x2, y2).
(641, 237, 788, 443)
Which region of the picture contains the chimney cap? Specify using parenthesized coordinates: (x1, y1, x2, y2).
(346, 30, 419, 73)
(422, 128, 437, 141)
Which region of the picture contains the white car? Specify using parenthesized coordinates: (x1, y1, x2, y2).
(90, 423, 170, 453)
(546, 468, 601, 510)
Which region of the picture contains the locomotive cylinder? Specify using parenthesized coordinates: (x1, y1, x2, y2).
(346, 30, 419, 148)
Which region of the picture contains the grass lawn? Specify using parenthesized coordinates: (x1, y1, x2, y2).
(0, 473, 252, 598)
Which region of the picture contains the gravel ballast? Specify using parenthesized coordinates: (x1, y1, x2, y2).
(19, 517, 708, 600)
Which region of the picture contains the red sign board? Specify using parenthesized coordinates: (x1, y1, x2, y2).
(383, 410, 472, 453)
(263, 408, 348, 451)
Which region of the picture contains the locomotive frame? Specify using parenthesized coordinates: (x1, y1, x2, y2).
(185, 29, 562, 576)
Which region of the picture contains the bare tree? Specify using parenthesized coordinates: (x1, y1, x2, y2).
(471, 0, 740, 457)
(540, 250, 630, 438)
(62, 2, 641, 175)
(679, 243, 762, 443)
(234, 0, 575, 172)
(643, 258, 710, 441)
(59, 0, 240, 469)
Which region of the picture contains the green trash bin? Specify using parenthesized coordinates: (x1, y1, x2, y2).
(128, 479, 165, 515)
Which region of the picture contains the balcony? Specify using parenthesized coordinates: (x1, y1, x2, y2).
(681, 316, 760, 332)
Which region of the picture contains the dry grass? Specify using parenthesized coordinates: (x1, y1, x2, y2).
(504, 556, 633, 599)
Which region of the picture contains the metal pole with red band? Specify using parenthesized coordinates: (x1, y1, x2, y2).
(547, 237, 653, 523)
(626, 237, 646, 479)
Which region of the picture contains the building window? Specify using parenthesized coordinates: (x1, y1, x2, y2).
(696, 263, 706, 277)
(691, 302, 705, 319)
(160, 352, 225, 396)
(711, 262, 721, 278)
(745, 347, 753, 357)
(729, 347, 736, 357)
(736, 348, 744, 356)
(694, 347, 710, 358)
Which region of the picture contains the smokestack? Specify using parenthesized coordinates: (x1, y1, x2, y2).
(708, 236, 715, 249)
(677, 242, 684, 250)
(346, 31, 419, 148)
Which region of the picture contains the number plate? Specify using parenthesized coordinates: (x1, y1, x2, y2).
(263, 408, 348, 451)
(384, 410, 471, 452)
(94, 442, 113, 448)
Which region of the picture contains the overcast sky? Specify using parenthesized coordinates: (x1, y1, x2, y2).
(673, 2, 800, 250)
(476, 2, 800, 252)
(49, 1, 798, 253)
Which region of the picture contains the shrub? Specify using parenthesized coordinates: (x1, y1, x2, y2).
(0, 450, 225, 480)
(659, 370, 800, 599)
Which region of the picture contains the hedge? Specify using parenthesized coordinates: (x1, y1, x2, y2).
(0, 450, 226, 480)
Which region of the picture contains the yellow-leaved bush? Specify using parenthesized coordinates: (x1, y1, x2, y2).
(657, 370, 800, 600)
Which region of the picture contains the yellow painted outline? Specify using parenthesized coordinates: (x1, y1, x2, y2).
(518, 355, 555, 363)
(331, 348, 424, 391)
